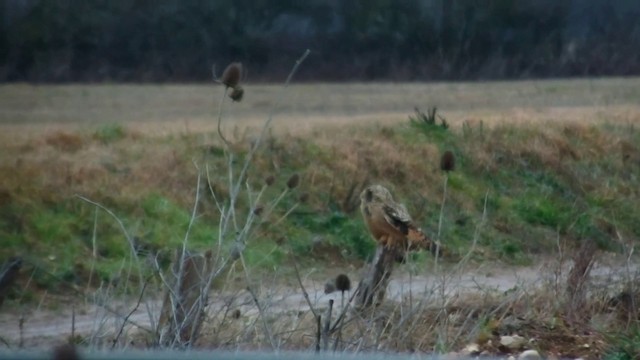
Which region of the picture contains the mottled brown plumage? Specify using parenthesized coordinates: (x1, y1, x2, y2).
(360, 185, 439, 255)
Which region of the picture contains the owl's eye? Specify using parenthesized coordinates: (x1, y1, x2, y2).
(365, 189, 373, 202)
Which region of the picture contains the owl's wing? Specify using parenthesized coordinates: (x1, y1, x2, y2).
(382, 202, 413, 235)
(384, 202, 440, 254)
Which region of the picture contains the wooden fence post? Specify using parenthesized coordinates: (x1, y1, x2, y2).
(355, 246, 399, 308)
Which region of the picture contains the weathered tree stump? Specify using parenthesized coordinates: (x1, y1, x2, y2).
(355, 245, 400, 308)
(564, 239, 597, 324)
(157, 249, 214, 347)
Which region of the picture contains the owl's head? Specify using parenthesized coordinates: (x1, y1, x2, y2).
(360, 184, 394, 204)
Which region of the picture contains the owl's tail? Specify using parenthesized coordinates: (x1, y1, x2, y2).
(406, 226, 443, 257)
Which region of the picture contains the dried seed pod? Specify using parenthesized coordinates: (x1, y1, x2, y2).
(335, 274, 351, 292)
(440, 150, 455, 172)
(229, 86, 244, 102)
(324, 280, 336, 294)
(231, 309, 242, 319)
(253, 205, 264, 216)
(221, 62, 242, 88)
(265, 175, 276, 187)
(286, 173, 300, 189)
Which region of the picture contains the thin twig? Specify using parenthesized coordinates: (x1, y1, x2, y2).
(315, 314, 322, 353)
(71, 304, 76, 341)
(75, 195, 134, 248)
(272, 203, 299, 226)
(216, 87, 231, 149)
(329, 282, 361, 333)
(0, 336, 9, 348)
(74, 195, 144, 281)
(204, 164, 224, 214)
(18, 313, 24, 348)
(225, 152, 239, 232)
(111, 279, 150, 349)
(87, 207, 98, 291)
(183, 163, 202, 247)
(246, 286, 276, 349)
(455, 190, 488, 267)
(323, 299, 333, 351)
(291, 259, 318, 318)
(434, 174, 448, 270)
(333, 291, 346, 352)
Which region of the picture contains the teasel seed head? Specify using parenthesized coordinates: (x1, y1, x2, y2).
(286, 173, 300, 189)
(335, 273, 351, 292)
(231, 309, 242, 319)
(440, 150, 455, 172)
(229, 85, 244, 102)
(265, 174, 276, 187)
(221, 62, 242, 88)
(324, 279, 336, 294)
(253, 205, 264, 216)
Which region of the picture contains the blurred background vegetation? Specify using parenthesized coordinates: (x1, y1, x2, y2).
(2, 0, 640, 82)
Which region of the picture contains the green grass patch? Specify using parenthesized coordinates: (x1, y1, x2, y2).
(513, 196, 568, 228)
(604, 327, 640, 360)
(289, 210, 374, 261)
(93, 123, 126, 144)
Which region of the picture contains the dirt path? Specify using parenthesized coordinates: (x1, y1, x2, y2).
(0, 258, 634, 348)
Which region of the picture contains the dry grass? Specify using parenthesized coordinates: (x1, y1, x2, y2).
(2, 78, 640, 139)
(112, 256, 636, 359)
(0, 129, 197, 207)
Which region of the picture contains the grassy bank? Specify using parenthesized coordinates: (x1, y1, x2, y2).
(1, 106, 639, 292)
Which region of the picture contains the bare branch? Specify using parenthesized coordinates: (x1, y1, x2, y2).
(111, 279, 150, 349)
(292, 260, 319, 318)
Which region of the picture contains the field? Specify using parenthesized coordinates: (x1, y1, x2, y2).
(1, 78, 640, 359)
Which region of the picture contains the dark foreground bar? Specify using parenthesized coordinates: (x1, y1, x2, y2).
(0, 349, 481, 360)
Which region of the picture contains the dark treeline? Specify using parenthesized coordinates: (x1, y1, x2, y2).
(2, 0, 640, 82)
